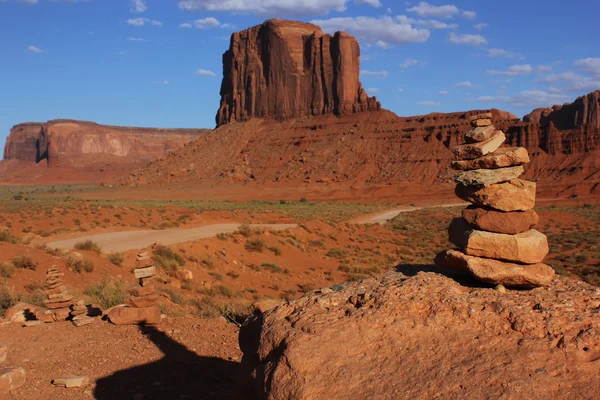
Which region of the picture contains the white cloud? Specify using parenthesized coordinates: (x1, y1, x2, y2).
(474, 23, 487, 30)
(355, 0, 381, 7)
(476, 90, 568, 108)
(417, 100, 441, 106)
(456, 80, 472, 88)
(438, 90, 449, 95)
(536, 64, 553, 73)
(127, 37, 146, 41)
(376, 40, 391, 49)
(194, 17, 221, 29)
(152, 80, 170, 85)
(27, 45, 43, 53)
(399, 59, 418, 68)
(574, 57, 600, 76)
(462, 10, 476, 20)
(131, 0, 146, 13)
(407, 2, 458, 19)
(119, 51, 128, 55)
(179, 23, 192, 28)
(178, 0, 348, 16)
(361, 70, 389, 77)
(487, 48, 523, 59)
(312, 16, 430, 46)
(195, 69, 216, 77)
(448, 32, 486, 46)
(396, 88, 404, 92)
(127, 18, 162, 27)
(366, 87, 380, 93)
(538, 72, 600, 92)
(396, 15, 457, 29)
(487, 64, 533, 76)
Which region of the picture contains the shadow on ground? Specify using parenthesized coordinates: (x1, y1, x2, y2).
(395, 263, 491, 288)
(94, 324, 243, 400)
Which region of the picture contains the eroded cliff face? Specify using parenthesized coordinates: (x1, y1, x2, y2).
(3, 120, 209, 169)
(216, 19, 380, 127)
(523, 90, 600, 129)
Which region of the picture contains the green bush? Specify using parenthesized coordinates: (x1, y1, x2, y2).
(12, 255, 38, 271)
(269, 246, 282, 256)
(0, 283, 17, 317)
(74, 240, 102, 254)
(162, 288, 186, 305)
(153, 244, 186, 272)
(0, 262, 15, 278)
(84, 278, 126, 309)
(245, 239, 266, 253)
(326, 248, 348, 259)
(0, 231, 19, 244)
(261, 263, 282, 273)
(192, 297, 221, 318)
(106, 253, 125, 267)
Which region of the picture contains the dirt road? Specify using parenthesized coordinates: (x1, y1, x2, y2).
(355, 203, 467, 225)
(46, 223, 297, 253)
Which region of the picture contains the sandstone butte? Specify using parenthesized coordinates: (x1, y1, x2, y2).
(216, 19, 380, 126)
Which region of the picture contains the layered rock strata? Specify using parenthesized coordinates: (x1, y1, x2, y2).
(107, 252, 161, 325)
(436, 113, 555, 288)
(216, 19, 380, 126)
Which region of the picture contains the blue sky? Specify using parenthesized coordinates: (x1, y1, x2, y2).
(1, 0, 599, 149)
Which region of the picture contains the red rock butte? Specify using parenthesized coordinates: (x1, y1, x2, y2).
(216, 19, 380, 126)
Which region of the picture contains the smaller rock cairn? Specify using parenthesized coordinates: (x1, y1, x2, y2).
(44, 266, 74, 321)
(107, 252, 161, 325)
(435, 112, 555, 289)
(69, 300, 94, 327)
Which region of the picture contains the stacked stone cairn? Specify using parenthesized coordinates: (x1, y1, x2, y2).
(435, 112, 555, 289)
(44, 266, 74, 321)
(69, 300, 95, 327)
(107, 252, 161, 325)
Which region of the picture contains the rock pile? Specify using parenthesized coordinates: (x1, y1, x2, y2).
(107, 252, 161, 325)
(436, 113, 555, 288)
(69, 300, 95, 327)
(44, 266, 74, 321)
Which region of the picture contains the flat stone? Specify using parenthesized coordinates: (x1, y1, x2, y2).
(435, 250, 555, 289)
(52, 308, 72, 321)
(133, 285, 156, 297)
(22, 321, 44, 327)
(0, 367, 26, 394)
(52, 376, 90, 388)
(47, 291, 69, 300)
(0, 346, 7, 363)
(134, 266, 157, 279)
(125, 294, 159, 308)
(140, 277, 155, 287)
(46, 281, 64, 290)
(45, 294, 74, 304)
(135, 259, 154, 269)
(253, 299, 285, 314)
(137, 252, 149, 258)
(455, 179, 536, 212)
(455, 165, 524, 187)
(44, 285, 67, 296)
(465, 125, 495, 143)
(4, 303, 45, 322)
(33, 309, 54, 323)
(70, 310, 87, 316)
(74, 300, 85, 306)
(452, 147, 530, 171)
(107, 306, 161, 325)
(47, 300, 74, 310)
(449, 220, 549, 264)
(471, 118, 492, 127)
(70, 304, 87, 311)
(462, 206, 540, 234)
(468, 112, 493, 122)
(452, 130, 505, 160)
(73, 317, 95, 327)
(46, 278, 64, 286)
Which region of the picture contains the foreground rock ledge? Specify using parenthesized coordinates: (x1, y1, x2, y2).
(240, 271, 600, 400)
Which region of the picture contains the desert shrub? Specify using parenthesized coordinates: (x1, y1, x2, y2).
(0, 231, 19, 244)
(214, 285, 234, 298)
(158, 221, 175, 230)
(326, 248, 348, 259)
(0, 283, 17, 317)
(153, 244, 186, 272)
(237, 224, 253, 238)
(298, 283, 315, 294)
(84, 278, 126, 309)
(177, 214, 192, 222)
(181, 280, 193, 291)
(261, 263, 282, 273)
(66, 256, 94, 273)
(192, 297, 221, 318)
(226, 271, 240, 279)
(74, 240, 102, 254)
(216, 233, 230, 241)
(106, 253, 125, 267)
(280, 289, 298, 301)
(245, 239, 266, 253)
(220, 303, 253, 325)
(20, 286, 46, 308)
(201, 256, 215, 269)
(268, 246, 282, 256)
(0, 262, 15, 278)
(11, 255, 38, 271)
(308, 239, 326, 249)
(162, 288, 186, 305)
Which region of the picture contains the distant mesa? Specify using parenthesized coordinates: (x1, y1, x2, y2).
(216, 19, 380, 127)
(523, 90, 600, 129)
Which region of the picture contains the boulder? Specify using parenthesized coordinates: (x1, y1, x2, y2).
(452, 147, 530, 171)
(454, 165, 524, 187)
(124, 294, 159, 308)
(239, 271, 599, 399)
(252, 299, 285, 314)
(435, 250, 555, 288)
(455, 179, 536, 212)
(52, 376, 90, 388)
(449, 222, 549, 264)
(462, 207, 539, 234)
(134, 266, 156, 279)
(0, 367, 26, 394)
(452, 130, 506, 160)
(107, 306, 161, 325)
(465, 125, 495, 143)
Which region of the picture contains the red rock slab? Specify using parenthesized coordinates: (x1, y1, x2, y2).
(435, 249, 555, 288)
(452, 130, 505, 160)
(467, 112, 493, 122)
(471, 118, 492, 127)
(454, 165, 524, 187)
(107, 306, 161, 325)
(0, 367, 26, 394)
(462, 207, 539, 234)
(465, 125, 495, 143)
(455, 179, 536, 212)
(125, 294, 159, 308)
(452, 147, 530, 171)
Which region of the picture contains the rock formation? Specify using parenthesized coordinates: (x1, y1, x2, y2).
(523, 90, 600, 129)
(44, 266, 75, 321)
(239, 271, 600, 399)
(216, 19, 380, 126)
(435, 113, 555, 288)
